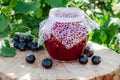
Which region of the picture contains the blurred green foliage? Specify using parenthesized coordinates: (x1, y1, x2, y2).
(0, 0, 120, 53)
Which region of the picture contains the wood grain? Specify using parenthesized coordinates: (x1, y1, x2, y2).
(0, 42, 120, 80)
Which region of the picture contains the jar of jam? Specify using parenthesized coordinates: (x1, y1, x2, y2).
(38, 8, 99, 61)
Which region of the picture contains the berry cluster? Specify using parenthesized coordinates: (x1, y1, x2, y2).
(79, 46, 101, 65)
(13, 34, 43, 51)
(13, 34, 53, 69)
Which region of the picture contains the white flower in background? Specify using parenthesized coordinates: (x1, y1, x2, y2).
(117, 33, 120, 40)
(95, 8, 102, 13)
(75, 0, 79, 2)
(86, 10, 93, 15)
(109, 18, 120, 26)
(82, 0, 89, 3)
(112, 3, 120, 14)
(75, 0, 89, 3)
(11, 10, 15, 15)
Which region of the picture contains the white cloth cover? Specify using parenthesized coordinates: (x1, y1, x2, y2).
(38, 7, 99, 49)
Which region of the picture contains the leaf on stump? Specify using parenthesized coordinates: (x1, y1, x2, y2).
(0, 47, 16, 57)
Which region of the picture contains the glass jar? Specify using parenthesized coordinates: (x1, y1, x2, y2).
(38, 8, 99, 61)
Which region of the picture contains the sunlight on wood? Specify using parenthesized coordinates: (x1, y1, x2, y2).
(21, 65, 25, 68)
(88, 41, 108, 51)
(21, 73, 31, 80)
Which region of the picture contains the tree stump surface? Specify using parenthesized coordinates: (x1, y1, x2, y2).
(0, 42, 120, 80)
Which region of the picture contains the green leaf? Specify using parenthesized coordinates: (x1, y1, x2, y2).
(115, 13, 120, 18)
(1, 7, 10, 15)
(100, 31, 107, 44)
(15, 1, 40, 15)
(1, 0, 18, 15)
(91, 29, 102, 44)
(31, 28, 39, 37)
(100, 14, 110, 29)
(1, 0, 17, 15)
(45, 0, 68, 7)
(0, 47, 16, 57)
(2, 0, 10, 4)
(4, 40, 10, 47)
(36, 9, 42, 18)
(8, 0, 18, 8)
(0, 15, 10, 31)
(106, 19, 119, 37)
(0, 27, 11, 38)
(15, 30, 32, 36)
(23, 30, 31, 36)
(14, 25, 29, 33)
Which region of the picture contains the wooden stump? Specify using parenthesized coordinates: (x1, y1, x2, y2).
(0, 42, 120, 80)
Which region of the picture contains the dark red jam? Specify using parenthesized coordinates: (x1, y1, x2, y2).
(45, 34, 87, 61)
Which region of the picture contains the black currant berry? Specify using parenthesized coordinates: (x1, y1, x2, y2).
(26, 54, 36, 64)
(84, 46, 90, 54)
(79, 55, 88, 64)
(92, 55, 101, 65)
(25, 35, 33, 42)
(19, 37, 26, 43)
(85, 50, 94, 57)
(31, 43, 37, 51)
(18, 43, 26, 51)
(42, 58, 53, 69)
(13, 34, 20, 41)
(26, 42, 33, 49)
(14, 41, 19, 49)
(85, 46, 90, 51)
